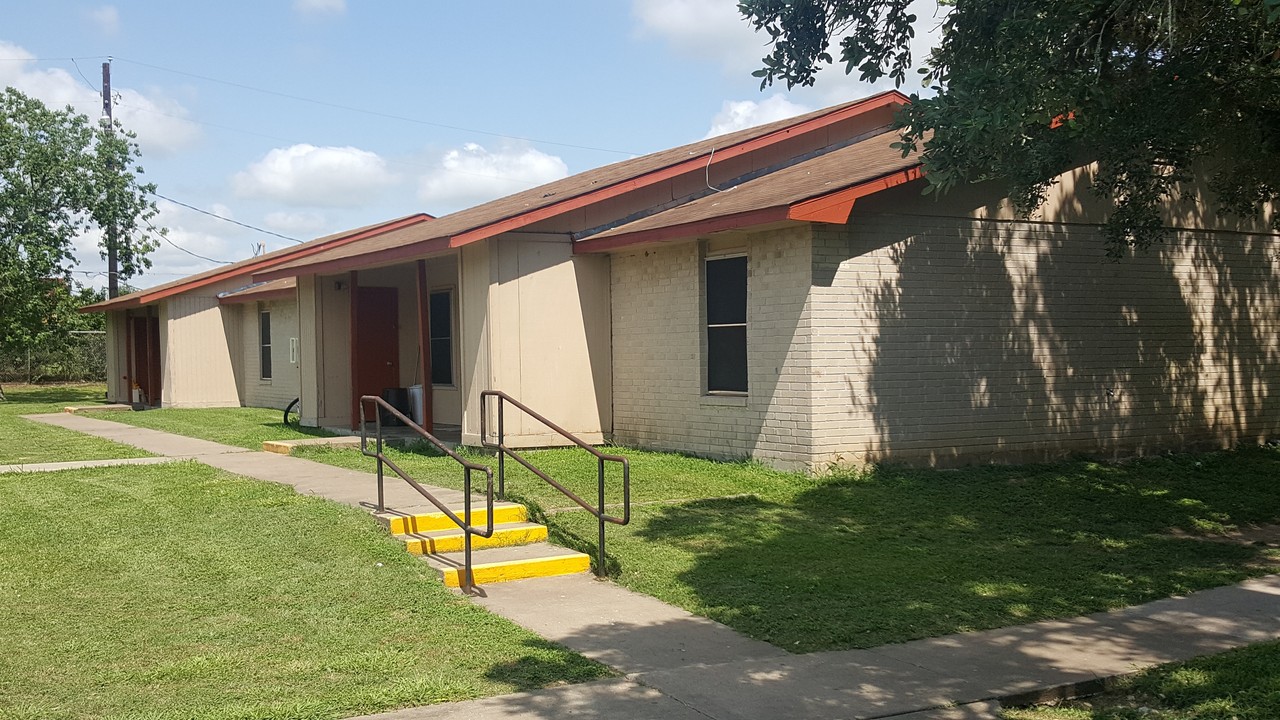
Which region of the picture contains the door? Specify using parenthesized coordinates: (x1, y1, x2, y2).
(129, 315, 162, 406)
(353, 286, 399, 427)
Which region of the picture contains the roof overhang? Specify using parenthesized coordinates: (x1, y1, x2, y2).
(81, 213, 433, 313)
(572, 166, 924, 254)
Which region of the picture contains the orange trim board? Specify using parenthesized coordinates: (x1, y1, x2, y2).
(253, 91, 911, 279)
(573, 165, 925, 254)
(787, 166, 924, 224)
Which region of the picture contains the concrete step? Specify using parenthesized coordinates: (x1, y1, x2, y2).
(398, 521, 549, 555)
(424, 542, 591, 588)
(375, 502, 527, 535)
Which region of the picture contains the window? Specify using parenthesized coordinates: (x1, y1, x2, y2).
(258, 308, 273, 380)
(429, 290, 453, 386)
(705, 255, 747, 393)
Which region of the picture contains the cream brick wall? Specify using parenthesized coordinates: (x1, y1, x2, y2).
(809, 214, 1280, 467)
(240, 298, 301, 411)
(610, 226, 816, 471)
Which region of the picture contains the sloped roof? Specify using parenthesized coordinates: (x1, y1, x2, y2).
(81, 213, 433, 312)
(216, 277, 297, 304)
(574, 127, 922, 252)
(254, 90, 909, 281)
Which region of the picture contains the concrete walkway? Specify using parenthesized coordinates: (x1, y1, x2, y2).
(25, 413, 465, 514)
(27, 413, 1280, 719)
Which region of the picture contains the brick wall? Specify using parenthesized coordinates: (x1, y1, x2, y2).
(610, 226, 816, 471)
(810, 214, 1280, 467)
(241, 299, 301, 411)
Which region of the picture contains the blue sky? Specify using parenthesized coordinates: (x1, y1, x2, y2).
(3, 0, 940, 289)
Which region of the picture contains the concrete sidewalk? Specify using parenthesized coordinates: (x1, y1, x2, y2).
(29, 413, 1280, 719)
(25, 413, 466, 514)
(357, 574, 1280, 720)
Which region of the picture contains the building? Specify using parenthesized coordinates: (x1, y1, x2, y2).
(85, 90, 1280, 471)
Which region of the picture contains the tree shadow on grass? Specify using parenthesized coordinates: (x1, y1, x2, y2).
(629, 450, 1280, 652)
(483, 637, 615, 691)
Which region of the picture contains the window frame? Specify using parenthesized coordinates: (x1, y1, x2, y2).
(258, 305, 273, 381)
(703, 252, 748, 396)
(428, 286, 456, 388)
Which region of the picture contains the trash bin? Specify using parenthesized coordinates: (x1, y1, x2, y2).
(380, 387, 410, 426)
(407, 384, 424, 426)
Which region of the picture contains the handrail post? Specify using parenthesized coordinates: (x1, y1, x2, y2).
(375, 400, 385, 513)
(497, 396, 506, 500)
(597, 455, 606, 577)
(464, 466, 474, 593)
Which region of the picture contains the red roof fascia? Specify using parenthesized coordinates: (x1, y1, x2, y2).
(258, 91, 910, 278)
(88, 214, 433, 311)
(787, 166, 923, 224)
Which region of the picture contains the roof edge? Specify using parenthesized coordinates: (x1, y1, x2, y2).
(81, 213, 433, 313)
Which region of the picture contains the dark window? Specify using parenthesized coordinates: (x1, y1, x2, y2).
(258, 309, 272, 380)
(706, 255, 747, 393)
(429, 290, 453, 386)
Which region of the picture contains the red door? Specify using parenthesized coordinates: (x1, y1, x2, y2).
(129, 315, 162, 406)
(353, 286, 399, 427)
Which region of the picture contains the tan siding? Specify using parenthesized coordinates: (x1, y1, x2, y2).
(479, 236, 613, 446)
(610, 226, 815, 471)
(159, 295, 241, 408)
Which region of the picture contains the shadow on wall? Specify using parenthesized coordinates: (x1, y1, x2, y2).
(857, 182, 1280, 466)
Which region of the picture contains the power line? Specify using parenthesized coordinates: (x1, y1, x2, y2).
(69, 57, 100, 94)
(115, 56, 639, 156)
(151, 192, 304, 244)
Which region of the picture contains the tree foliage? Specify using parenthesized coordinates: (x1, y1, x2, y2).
(0, 87, 162, 357)
(740, 0, 1280, 254)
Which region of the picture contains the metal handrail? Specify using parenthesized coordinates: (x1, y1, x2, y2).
(479, 390, 630, 576)
(359, 395, 494, 592)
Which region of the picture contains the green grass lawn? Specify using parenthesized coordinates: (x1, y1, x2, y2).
(548, 449, 1280, 652)
(84, 405, 333, 450)
(1004, 640, 1280, 720)
(0, 383, 151, 464)
(54, 404, 1280, 655)
(0, 461, 609, 720)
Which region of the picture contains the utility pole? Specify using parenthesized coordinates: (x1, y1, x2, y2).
(102, 59, 118, 298)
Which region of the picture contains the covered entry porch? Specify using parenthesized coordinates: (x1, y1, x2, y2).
(290, 252, 462, 436)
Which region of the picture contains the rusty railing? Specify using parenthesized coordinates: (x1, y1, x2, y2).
(479, 390, 630, 576)
(359, 394, 494, 592)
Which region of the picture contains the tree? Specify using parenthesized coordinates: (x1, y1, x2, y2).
(740, 0, 1280, 254)
(0, 87, 163, 391)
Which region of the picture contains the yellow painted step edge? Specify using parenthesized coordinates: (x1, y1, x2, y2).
(440, 552, 591, 588)
(402, 525, 548, 555)
(385, 505, 527, 534)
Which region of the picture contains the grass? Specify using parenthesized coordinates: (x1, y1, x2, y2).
(303, 441, 1280, 652)
(1004, 640, 1280, 719)
(0, 383, 151, 464)
(0, 461, 610, 720)
(83, 405, 334, 450)
(57, 404, 1280, 654)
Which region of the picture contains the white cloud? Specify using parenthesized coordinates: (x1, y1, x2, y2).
(263, 210, 328, 235)
(704, 94, 812, 139)
(634, 0, 948, 106)
(632, 0, 766, 74)
(0, 41, 200, 155)
(233, 144, 397, 207)
(87, 5, 120, 35)
(417, 143, 568, 214)
(294, 0, 345, 16)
